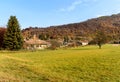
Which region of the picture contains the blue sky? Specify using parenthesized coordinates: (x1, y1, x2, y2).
(0, 0, 120, 29)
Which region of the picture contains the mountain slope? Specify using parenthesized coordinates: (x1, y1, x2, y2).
(22, 13, 120, 41)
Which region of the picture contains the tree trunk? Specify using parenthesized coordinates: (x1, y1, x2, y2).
(98, 44, 101, 49)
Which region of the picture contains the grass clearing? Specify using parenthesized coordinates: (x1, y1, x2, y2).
(0, 44, 120, 82)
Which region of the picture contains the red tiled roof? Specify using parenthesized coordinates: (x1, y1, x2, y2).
(25, 39, 50, 45)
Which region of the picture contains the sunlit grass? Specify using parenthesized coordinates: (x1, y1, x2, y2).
(0, 44, 120, 82)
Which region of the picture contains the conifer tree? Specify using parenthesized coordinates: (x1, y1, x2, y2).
(3, 16, 23, 50)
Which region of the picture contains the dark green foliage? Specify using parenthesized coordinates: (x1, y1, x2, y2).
(39, 34, 49, 40)
(3, 16, 23, 50)
(39, 34, 45, 40)
(93, 30, 108, 49)
(63, 36, 69, 45)
(64, 36, 69, 42)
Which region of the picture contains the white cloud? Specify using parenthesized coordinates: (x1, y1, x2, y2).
(60, 0, 82, 12)
(68, 0, 82, 11)
(60, 0, 98, 12)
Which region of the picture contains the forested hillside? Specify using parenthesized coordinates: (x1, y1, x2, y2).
(22, 14, 120, 41)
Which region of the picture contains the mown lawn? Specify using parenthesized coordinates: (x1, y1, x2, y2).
(0, 44, 120, 82)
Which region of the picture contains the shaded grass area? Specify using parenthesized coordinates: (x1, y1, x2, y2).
(0, 44, 120, 82)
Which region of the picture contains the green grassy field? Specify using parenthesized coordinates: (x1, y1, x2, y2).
(0, 44, 120, 82)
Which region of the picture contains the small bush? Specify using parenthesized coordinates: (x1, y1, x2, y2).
(48, 40, 61, 50)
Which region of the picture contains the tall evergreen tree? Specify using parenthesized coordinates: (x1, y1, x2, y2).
(3, 16, 23, 50)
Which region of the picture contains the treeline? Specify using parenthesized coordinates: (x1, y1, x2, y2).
(22, 13, 120, 42)
(1, 14, 120, 50)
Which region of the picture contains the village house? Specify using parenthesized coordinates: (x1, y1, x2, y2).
(81, 41, 89, 46)
(24, 35, 51, 50)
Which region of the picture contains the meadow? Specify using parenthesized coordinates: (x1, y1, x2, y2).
(0, 44, 120, 82)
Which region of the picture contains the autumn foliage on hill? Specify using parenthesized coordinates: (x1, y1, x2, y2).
(22, 14, 120, 42)
(0, 28, 6, 49)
